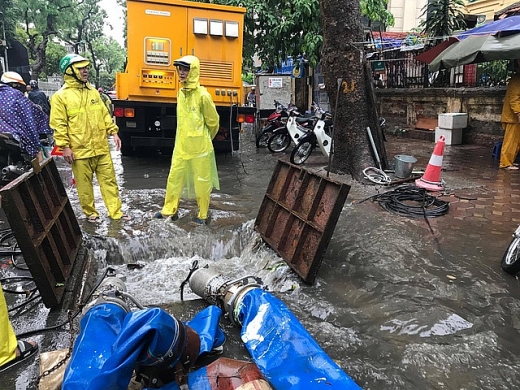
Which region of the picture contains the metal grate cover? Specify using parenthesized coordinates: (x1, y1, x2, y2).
(0, 158, 83, 308)
(255, 160, 350, 283)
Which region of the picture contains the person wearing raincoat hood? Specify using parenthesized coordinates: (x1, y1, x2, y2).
(50, 54, 129, 222)
(154, 55, 220, 225)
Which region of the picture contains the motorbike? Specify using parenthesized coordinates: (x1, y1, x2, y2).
(501, 225, 520, 274)
(290, 107, 333, 165)
(256, 100, 292, 148)
(289, 115, 386, 165)
(0, 132, 53, 187)
(266, 106, 315, 153)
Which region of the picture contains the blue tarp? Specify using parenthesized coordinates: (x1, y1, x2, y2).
(457, 15, 520, 39)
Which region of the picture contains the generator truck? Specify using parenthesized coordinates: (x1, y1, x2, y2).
(113, 0, 255, 156)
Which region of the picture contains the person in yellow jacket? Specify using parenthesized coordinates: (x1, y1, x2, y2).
(50, 54, 129, 222)
(0, 283, 38, 373)
(500, 59, 520, 170)
(154, 55, 220, 225)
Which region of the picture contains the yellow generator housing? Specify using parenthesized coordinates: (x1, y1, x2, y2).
(114, 0, 255, 156)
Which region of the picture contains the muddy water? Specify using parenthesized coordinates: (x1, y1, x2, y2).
(3, 132, 520, 389)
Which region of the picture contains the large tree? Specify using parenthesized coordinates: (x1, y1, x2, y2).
(197, 0, 393, 71)
(320, 0, 387, 178)
(14, 0, 77, 79)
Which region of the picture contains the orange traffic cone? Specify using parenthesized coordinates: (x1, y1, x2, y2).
(415, 135, 445, 191)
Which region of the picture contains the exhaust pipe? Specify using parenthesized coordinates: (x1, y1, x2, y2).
(2, 165, 25, 177)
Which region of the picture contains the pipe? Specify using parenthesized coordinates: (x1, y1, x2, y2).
(188, 266, 362, 390)
(366, 126, 382, 170)
(327, 78, 342, 177)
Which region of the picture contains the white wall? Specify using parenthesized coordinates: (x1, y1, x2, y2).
(387, 0, 428, 32)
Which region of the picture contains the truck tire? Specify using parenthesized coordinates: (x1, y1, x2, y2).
(120, 134, 134, 156)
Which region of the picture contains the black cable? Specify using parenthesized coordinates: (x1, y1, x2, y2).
(0, 276, 37, 294)
(180, 260, 200, 301)
(15, 267, 112, 339)
(365, 184, 450, 218)
(9, 294, 41, 314)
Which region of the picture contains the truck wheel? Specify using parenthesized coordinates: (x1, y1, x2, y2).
(120, 135, 134, 156)
(267, 133, 291, 153)
(501, 235, 520, 275)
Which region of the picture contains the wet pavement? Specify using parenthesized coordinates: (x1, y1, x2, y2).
(2, 128, 520, 390)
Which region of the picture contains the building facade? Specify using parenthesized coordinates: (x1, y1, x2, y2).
(465, 0, 520, 21)
(385, 1, 520, 33)
(387, 0, 428, 32)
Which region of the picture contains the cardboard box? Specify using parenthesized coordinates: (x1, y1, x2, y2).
(435, 127, 462, 145)
(438, 113, 468, 129)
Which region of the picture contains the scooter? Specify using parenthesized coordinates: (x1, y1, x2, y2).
(501, 225, 520, 274)
(290, 108, 333, 165)
(256, 100, 292, 148)
(267, 107, 315, 153)
(0, 132, 54, 187)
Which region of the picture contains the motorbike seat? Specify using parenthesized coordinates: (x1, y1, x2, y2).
(0, 132, 17, 142)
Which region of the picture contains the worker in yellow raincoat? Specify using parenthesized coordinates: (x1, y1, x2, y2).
(50, 54, 129, 222)
(154, 55, 220, 225)
(0, 283, 38, 373)
(500, 59, 520, 170)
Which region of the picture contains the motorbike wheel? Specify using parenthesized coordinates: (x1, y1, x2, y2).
(290, 140, 314, 165)
(256, 131, 271, 148)
(501, 235, 520, 274)
(267, 133, 291, 153)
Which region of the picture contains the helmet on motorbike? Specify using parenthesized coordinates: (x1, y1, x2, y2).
(59, 54, 90, 74)
(1, 71, 26, 86)
(98, 87, 104, 93)
(29, 79, 38, 88)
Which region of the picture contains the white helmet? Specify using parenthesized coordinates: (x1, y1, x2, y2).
(1, 71, 26, 85)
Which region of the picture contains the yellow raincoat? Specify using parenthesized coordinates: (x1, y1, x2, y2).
(501, 72, 520, 168)
(161, 56, 220, 220)
(50, 66, 124, 219)
(0, 283, 17, 367)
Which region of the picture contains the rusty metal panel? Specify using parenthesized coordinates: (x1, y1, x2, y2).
(0, 158, 83, 308)
(255, 160, 350, 283)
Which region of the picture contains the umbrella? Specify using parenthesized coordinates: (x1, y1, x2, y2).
(415, 37, 458, 64)
(428, 33, 520, 71)
(417, 16, 520, 70)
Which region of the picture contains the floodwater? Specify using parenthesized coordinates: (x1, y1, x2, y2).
(3, 129, 520, 389)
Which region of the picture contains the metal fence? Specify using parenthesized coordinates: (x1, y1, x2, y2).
(368, 50, 510, 88)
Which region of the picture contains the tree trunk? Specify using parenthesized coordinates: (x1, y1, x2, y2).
(320, 0, 387, 181)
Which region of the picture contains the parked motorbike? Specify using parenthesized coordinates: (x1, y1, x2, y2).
(290, 108, 333, 165)
(266, 106, 315, 153)
(501, 225, 520, 274)
(0, 132, 53, 187)
(256, 100, 292, 148)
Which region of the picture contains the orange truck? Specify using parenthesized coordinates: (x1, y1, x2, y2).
(113, 0, 255, 156)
